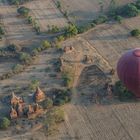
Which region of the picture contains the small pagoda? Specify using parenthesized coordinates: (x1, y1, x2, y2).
(33, 87, 45, 103)
(10, 107, 18, 119)
(10, 92, 24, 106)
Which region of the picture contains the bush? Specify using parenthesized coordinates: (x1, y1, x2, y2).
(117, 3, 140, 17)
(115, 81, 134, 101)
(114, 15, 123, 23)
(56, 1, 61, 9)
(0, 26, 4, 35)
(42, 40, 51, 49)
(7, 44, 21, 52)
(44, 107, 64, 135)
(18, 52, 31, 63)
(12, 64, 23, 73)
(27, 16, 33, 24)
(93, 15, 108, 25)
(62, 72, 73, 87)
(130, 29, 140, 37)
(77, 23, 96, 34)
(29, 79, 40, 91)
(64, 24, 78, 38)
(41, 98, 53, 109)
(0, 117, 10, 129)
(17, 6, 30, 17)
(49, 25, 60, 33)
(34, 26, 40, 35)
(53, 89, 71, 106)
(136, 0, 140, 9)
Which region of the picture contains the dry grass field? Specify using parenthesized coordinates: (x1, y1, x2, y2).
(0, 0, 140, 139)
(25, 0, 68, 32)
(45, 16, 140, 140)
(58, 0, 136, 25)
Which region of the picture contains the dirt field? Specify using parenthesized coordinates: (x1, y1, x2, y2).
(0, 0, 140, 139)
(25, 0, 68, 32)
(45, 16, 140, 140)
(58, 0, 136, 25)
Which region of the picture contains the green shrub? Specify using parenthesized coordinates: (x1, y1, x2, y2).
(62, 72, 73, 87)
(136, 0, 140, 9)
(29, 79, 40, 91)
(18, 52, 31, 63)
(7, 44, 21, 52)
(114, 15, 123, 23)
(49, 25, 60, 33)
(93, 15, 108, 25)
(56, 1, 61, 9)
(0, 117, 10, 129)
(12, 64, 23, 73)
(0, 26, 4, 35)
(63, 11, 68, 18)
(53, 89, 71, 106)
(64, 24, 78, 38)
(117, 3, 140, 17)
(115, 81, 134, 101)
(130, 29, 140, 37)
(41, 98, 53, 109)
(17, 6, 30, 17)
(34, 26, 40, 34)
(44, 107, 64, 135)
(42, 40, 51, 49)
(27, 16, 33, 24)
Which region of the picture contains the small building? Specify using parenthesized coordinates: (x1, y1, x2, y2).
(33, 87, 45, 103)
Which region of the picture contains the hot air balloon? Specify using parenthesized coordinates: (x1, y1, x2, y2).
(117, 48, 140, 98)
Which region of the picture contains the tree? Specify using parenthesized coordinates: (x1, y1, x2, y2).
(12, 64, 23, 73)
(118, 3, 140, 17)
(64, 24, 78, 38)
(7, 44, 21, 52)
(130, 29, 140, 37)
(0, 26, 4, 35)
(114, 15, 123, 23)
(41, 98, 53, 109)
(136, 0, 140, 9)
(109, 0, 117, 12)
(42, 40, 51, 49)
(115, 81, 134, 101)
(27, 16, 33, 24)
(29, 79, 40, 91)
(18, 52, 31, 63)
(17, 6, 30, 17)
(93, 15, 108, 25)
(0, 117, 10, 129)
(56, 1, 61, 9)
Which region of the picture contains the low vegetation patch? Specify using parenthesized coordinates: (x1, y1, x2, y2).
(130, 29, 140, 37)
(53, 89, 72, 106)
(17, 6, 30, 17)
(115, 81, 135, 101)
(44, 107, 65, 135)
(0, 117, 10, 129)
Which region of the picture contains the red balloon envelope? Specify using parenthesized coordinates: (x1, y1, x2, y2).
(117, 48, 140, 98)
